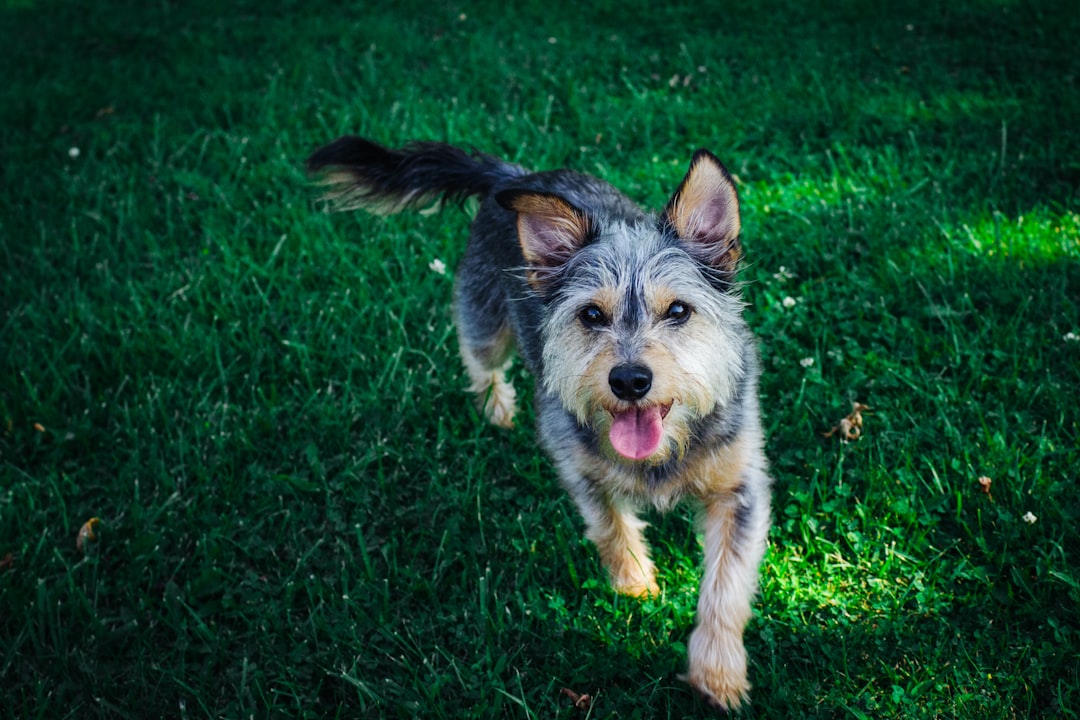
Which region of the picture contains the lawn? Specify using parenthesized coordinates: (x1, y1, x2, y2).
(2, 0, 1078, 717)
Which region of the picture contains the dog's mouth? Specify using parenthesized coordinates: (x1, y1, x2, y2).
(608, 404, 672, 461)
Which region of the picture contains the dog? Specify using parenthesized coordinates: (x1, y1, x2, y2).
(306, 137, 773, 710)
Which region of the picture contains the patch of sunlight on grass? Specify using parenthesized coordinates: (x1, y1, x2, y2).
(764, 542, 952, 621)
(942, 207, 1080, 262)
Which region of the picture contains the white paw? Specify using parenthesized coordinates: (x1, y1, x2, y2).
(482, 377, 517, 429)
(610, 561, 659, 598)
(685, 628, 750, 711)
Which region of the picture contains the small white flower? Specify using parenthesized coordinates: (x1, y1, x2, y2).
(773, 266, 796, 282)
(1065, 332, 1079, 342)
(68, 147, 80, 158)
(1022, 511, 1037, 524)
(428, 258, 447, 275)
(800, 357, 815, 368)
(782, 296, 797, 308)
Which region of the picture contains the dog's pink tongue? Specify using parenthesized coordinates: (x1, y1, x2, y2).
(609, 406, 665, 460)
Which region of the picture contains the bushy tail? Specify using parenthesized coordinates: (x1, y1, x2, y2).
(306, 136, 525, 214)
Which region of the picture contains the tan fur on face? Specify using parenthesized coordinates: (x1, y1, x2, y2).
(579, 342, 719, 466)
(542, 282, 742, 468)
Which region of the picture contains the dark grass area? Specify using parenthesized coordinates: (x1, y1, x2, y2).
(2, 0, 1079, 717)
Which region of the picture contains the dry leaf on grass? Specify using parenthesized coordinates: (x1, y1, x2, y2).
(76, 517, 101, 553)
(0, 553, 13, 571)
(823, 402, 871, 441)
(559, 687, 592, 711)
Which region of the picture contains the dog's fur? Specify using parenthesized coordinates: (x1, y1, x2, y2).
(307, 137, 773, 710)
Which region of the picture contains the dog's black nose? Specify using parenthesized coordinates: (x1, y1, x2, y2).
(609, 363, 653, 401)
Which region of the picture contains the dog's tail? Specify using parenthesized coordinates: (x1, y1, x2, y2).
(306, 136, 526, 214)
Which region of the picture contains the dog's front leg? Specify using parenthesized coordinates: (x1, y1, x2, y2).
(686, 484, 769, 710)
(560, 473, 659, 598)
(585, 497, 659, 598)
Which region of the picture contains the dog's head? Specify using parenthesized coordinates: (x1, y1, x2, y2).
(497, 152, 750, 466)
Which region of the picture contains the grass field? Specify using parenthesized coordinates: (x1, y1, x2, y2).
(2, 0, 1079, 717)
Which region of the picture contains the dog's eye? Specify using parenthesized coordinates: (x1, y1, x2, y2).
(665, 301, 692, 324)
(578, 304, 608, 328)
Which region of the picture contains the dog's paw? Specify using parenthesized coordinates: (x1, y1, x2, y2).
(609, 560, 659, 598)
(483, 377, 518, 429)
(686, 671, 749, 713)
(685, 630, 750, 712)
(612, 576, 660, 598)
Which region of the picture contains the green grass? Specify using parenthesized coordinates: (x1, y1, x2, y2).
(2, 0, 1079, 717)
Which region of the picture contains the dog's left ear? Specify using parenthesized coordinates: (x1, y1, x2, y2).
(496, 190, 595, 293)
(662, 150, 741, 274)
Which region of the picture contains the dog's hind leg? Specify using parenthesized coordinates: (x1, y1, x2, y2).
(458, 325, 517, 429)
(453, 274, 518, 429)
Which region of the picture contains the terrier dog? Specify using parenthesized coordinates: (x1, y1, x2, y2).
(307, 137, 772, 710)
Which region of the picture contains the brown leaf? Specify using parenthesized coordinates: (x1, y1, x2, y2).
(559, 687, 593, 711)
(77, 517, 101, 553)
(0, 553, 13, 571)
(823, 402, 871, 442)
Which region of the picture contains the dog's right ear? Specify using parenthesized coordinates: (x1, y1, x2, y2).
(496, 190, 596, 292)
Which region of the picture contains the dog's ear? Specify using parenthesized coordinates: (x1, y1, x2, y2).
(496, 190, 595, 292)
(662, 150, 741, 274)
